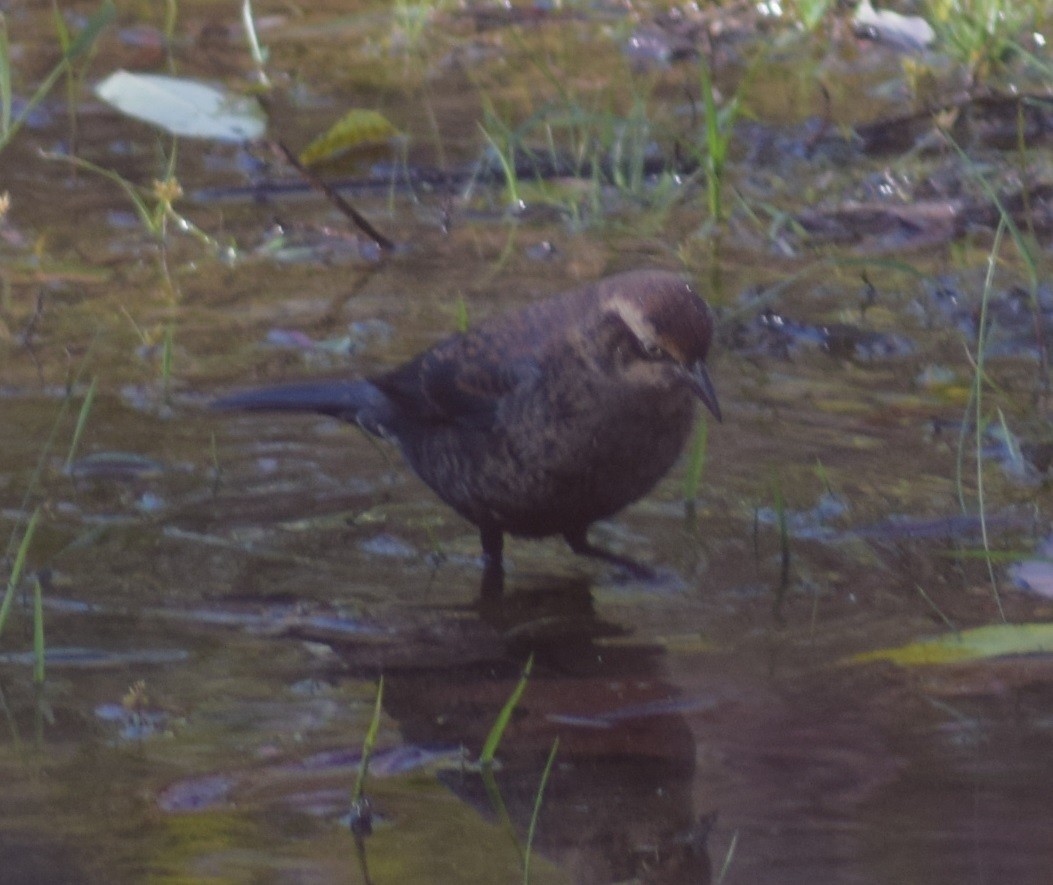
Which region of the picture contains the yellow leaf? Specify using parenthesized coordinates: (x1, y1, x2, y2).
(848, 623, 1053, 666)
(298, 109, 400, 166)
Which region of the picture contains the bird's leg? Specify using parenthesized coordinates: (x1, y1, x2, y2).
(479, 524, 505, 599)
(563, 528, 657, 580)
(480, 523, 505, 566)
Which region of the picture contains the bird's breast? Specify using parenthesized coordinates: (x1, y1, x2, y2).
(395, 361, 697, 536)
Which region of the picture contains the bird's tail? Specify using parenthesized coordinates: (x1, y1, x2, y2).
(213, 380, 393, 434)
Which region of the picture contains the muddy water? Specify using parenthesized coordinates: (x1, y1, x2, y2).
(3, 2, 1053, 883)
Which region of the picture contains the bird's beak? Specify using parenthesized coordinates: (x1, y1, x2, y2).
(685, 360, 722, 422)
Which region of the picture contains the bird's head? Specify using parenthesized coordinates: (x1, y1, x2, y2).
(598, 272, 721, 422)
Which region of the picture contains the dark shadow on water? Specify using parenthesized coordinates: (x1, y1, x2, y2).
(0, 840, 87, 884)
(325, 573, 714, 884)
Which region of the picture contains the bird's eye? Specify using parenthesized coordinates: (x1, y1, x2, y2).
(641, 340, 665, 360)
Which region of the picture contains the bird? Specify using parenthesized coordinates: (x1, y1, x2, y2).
(214, 270, 720, 592)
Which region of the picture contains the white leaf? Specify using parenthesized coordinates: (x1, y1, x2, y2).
(854, 0, 935, 51)
(95, 70, 266, 142)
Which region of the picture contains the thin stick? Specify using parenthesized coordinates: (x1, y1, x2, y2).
(272, 141, 396, 252)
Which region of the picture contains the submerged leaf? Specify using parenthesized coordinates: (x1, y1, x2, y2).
(1011, 552, 1053, 599)
(94, 70, 266, 141)
(298, 109, 400, 165)
(850, 623, 1053, 666)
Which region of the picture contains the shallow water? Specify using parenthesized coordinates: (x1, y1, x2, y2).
(3, 2, 1053, 883)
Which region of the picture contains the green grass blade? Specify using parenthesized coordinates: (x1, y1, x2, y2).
(6, 331, 98, 561)
(161, 324, 174, 398)
(41, 150, 155, 232)
(480, 765, 524, 863)
(478, 123, 520, 208)
(164, 0, 178, 44)
(974, 219, 1006, 621)
(480, 653, 533, 766)
(32, 577, 45, 684)
(914, 583, 957, 632)
(351, 676, 384, 805)
(454, 292, 469, 333)
(699, 57, 728, 221)
(682, 415, 708, 504)
(63, 0, 114, 61)
(813, 457, 831, 496)
(953, 215, 1006, 621)
(64, 376, 97, 473)
(0, 0, 114, 152)
(523, 737, 558, 885)
(241, 0, 270, 81)
(51, 2, 72, 53)
(1, 506, 42, 639)
(52, 0, 81, 154)
(0, 13, 11, 135)
(715, 829, 739, 884)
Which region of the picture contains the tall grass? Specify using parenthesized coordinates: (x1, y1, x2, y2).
(697, 58, 739, 223)
(473, 28, 697, 222)
(956, 218, 1007, 621)
(926, 0, 1031, 84)
(0, 0, 114, 154)
(949, 130, 1042, 618)
(2, 354, 97, 684)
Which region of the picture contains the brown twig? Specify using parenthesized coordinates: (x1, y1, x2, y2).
(271, 140, 396, 253)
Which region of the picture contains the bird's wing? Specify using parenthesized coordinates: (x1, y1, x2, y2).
(374, 330, 541, 429)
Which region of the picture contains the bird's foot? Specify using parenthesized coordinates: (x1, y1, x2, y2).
(480, 554, 505, 600)
(479, 525, 506, 600)
(563, 531, 661, 581)
(606, 553, 659, 582)
(608, 562, 685, 591)
(563, 530, 685, 589)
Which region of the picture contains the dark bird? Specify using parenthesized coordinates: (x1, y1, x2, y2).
(215, 270, 720, 591)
